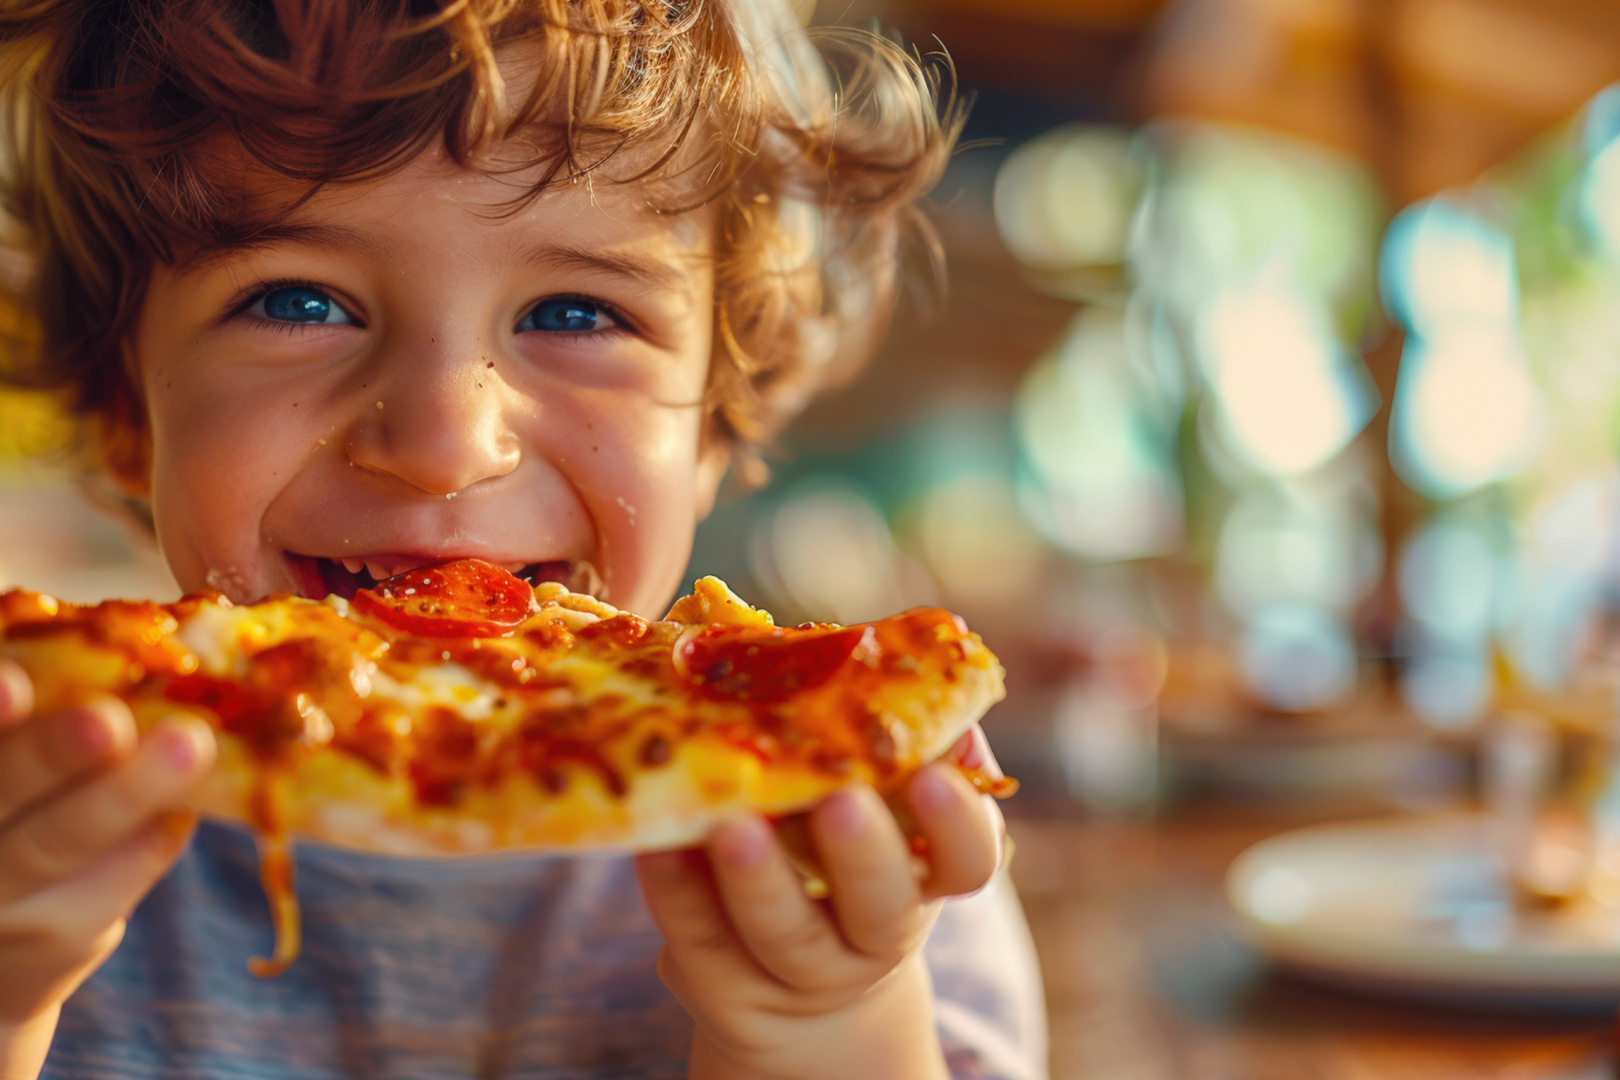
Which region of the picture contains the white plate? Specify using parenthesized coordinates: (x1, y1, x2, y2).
(1226, 815, 1620, 1007)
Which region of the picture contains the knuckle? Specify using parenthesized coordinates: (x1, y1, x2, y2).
(10, 814, 82, 882)
(689, 918, 736, 957)
(655, 948, 695, 1000)
(36, 713, 89, 776)
(0, 898, 99, 960)
(0, 659, 34, 722)
(850, 918, 918, 961)
(756, 911, 829, 966)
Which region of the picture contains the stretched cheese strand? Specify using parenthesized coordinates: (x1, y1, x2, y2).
(245, 771, 302, 978)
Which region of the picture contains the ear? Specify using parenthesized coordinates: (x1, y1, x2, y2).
(694, 436, 731, 521)
(101, 349, 153, 499)
(98, 408, 153, 499)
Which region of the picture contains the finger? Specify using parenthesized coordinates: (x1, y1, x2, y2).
(706, 814, 852, 988)
(809, 784, 930, 959)
(10, 811, 197, 932)
(0, 813, 196, 1016)
(908, 764, 1002, 900)
(949, 724, 1004, 779)
(637, 848, 739, 961)
(637, 848, 773, 1006)
(0, 698, 139, 827)
(0, 717, 214, 904)
(0, 658, 34, 728)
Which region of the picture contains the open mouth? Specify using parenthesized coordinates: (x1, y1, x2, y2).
(285, 554, 603, 601)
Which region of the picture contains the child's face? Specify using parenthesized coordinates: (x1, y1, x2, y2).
(130, 146, 724, 616)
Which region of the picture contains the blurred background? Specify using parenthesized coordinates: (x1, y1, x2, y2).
(11, 0, 1620, 1075)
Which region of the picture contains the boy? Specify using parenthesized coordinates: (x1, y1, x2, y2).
(0, 1, 1047, 1077)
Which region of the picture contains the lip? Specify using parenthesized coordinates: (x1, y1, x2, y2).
(282, 550, 598, 601)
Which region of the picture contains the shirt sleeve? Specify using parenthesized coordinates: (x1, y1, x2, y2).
(923, 870, 1050, 1080)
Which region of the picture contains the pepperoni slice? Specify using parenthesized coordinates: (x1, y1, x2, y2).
(352, 559, 532, 638)
(681, 623, 878, 703)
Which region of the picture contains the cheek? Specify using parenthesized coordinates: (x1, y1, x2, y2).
(538, 390, 705, 615)
(140, 350, 327, 588)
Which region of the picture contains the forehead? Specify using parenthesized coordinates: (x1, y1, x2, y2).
(186, 141, 718, 279)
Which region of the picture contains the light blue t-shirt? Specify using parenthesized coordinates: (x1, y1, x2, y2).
(44, 820, 1048, 1079)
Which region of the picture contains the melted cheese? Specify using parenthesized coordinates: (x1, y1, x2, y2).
(0, 569, 1009, 979)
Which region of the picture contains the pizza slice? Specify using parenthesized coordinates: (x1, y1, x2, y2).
(0, 559, 1011, 975)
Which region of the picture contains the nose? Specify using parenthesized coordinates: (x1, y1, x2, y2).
(346, 341, 521, 496)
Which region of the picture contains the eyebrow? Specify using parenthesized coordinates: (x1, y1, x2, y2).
(514, 243, 690, 293)
(181, 222, 393, 274)
(183, 225, 690, 294)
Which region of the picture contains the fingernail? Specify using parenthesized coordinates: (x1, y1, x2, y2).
(0, 662, 32, 721)
(820, 787, 871, 838)
(910, 766, 955, 816)
(714, 817, 772, 869)
(957, 726, 1004, 780)
(73, 707, 116, 757)
(155, 722, 203, 772)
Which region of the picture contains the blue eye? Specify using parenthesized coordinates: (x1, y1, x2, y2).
(517, 296, 616, 334)
(253, 286, 354, 325)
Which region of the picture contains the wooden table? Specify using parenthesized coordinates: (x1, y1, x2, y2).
(1006, 806, 1617, 1080)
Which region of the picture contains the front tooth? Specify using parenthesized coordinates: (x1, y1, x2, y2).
(365, 560, 391, 581)
(341, 558, 365, 575)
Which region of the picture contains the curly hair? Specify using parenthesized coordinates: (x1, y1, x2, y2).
(0, 0, 963, 486)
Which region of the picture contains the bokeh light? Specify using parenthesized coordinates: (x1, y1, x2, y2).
(1381, 199, 1519, 334)
(1578, 85, 1620, 257)
(993, 126, 1142, 270)
(1196, 273, 1375, 475)
(1502, 471, 1620, 688)
(1391, 327, 1545, 499)
(1384, 200, 1545, 499)
(1397, 516, 1510, 729)
(1238, 604, 1359, 713)
(1014, 309, 1184, 560)
(1216, 489, 1381, 619)
(908, 473, 1047, 609)
(747, 478, 934, 625)
(1129, 125, 1382, 320)
(1399, 518, 1506, 644)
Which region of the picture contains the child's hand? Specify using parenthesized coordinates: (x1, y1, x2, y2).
(0, 659, 214, 1075)
(637, 726, 1006, 1080)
